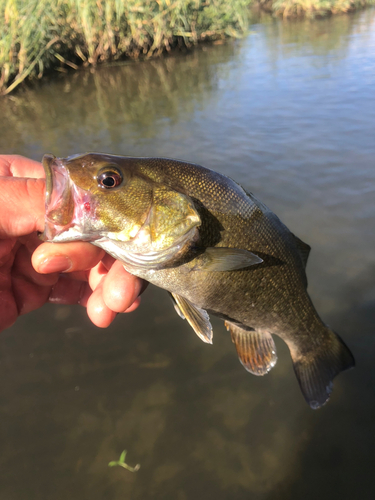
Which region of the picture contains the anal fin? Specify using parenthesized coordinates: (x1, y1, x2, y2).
(226, 321, 277, 376)
(169, 292, 213, 344)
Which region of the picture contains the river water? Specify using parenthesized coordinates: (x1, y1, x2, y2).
(0, 8, 374, 500)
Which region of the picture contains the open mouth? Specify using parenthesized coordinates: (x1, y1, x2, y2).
(40, 154, 74, 240)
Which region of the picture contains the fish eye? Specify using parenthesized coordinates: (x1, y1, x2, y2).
(97, 168, 123, 189)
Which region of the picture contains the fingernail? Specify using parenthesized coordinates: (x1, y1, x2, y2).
(38, 255, 72, 274)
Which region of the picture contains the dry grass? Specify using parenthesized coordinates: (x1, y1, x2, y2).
(272, 0, 373, 17)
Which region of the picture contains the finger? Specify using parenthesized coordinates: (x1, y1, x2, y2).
(102, 261, 144, 313)
(124, 295, 142, 313)
(32, 241, 105, 274)
(67, 270, 90, 282)
(0, 269, 18, 331)
(0, 238, 17, 262)
(0, 240, 18, 330)
(86, 281, 117, 328)
(11, 245, 58, 315)
(12, 277, 51, 316)
(87, 261, 109, 291)
(19, 232, 44, 254)
(13, 244, 59, 288)
(49, 275, 89, 305)
(0, 155, 44, 178)
(0, 291, 18, 332)
(101, 253, 116, 271)
(0, 177, 46, 236)
(79, 281, 92, 308)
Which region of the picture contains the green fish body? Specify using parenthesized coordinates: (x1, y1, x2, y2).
(41, 153, 354, 409)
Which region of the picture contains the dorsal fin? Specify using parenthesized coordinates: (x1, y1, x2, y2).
(225, 321, 277, 376)
(292, 234, 311, 268)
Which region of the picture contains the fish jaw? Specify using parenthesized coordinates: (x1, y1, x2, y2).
(40, 154, 98, 243)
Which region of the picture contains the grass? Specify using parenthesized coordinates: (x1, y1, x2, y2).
(272, 0, 374, 17)
(0, 0, 374, 95)
(0, 0, 251, 95)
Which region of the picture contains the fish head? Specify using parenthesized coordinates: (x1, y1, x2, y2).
(41, 153, 201, 267)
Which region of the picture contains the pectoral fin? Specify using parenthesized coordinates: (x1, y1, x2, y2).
(191, 247, 263, 272)
(226, 321, 277, 376)
(169, 293, 213, 344)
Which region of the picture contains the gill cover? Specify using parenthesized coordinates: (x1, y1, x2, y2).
(94, 184, 201, 269)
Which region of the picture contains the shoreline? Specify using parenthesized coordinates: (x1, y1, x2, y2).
(1, 1, 374, 96)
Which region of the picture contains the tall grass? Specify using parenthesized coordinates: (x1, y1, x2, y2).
(272, 0, 373, 17)
(0, 0, 251, 95)
(0, 0, 374, 95)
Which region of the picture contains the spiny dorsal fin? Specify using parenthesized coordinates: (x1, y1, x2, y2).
(287, 327, 354, 409)
(191, 247, 263, 272)
(170, 292, 213, 344)
(226, 321, 277, 376)
(292, 234, 311, 269)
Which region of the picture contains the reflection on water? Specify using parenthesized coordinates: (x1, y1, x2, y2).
(1, 8, 375, 500)
(2, 43, 239, 152)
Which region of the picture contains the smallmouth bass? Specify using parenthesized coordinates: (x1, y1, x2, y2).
(41, 153, 354, 409)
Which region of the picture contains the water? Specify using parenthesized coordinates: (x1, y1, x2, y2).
(1, 8, 375, 500)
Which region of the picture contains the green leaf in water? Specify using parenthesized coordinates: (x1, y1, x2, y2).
(108, 450, 140, 473)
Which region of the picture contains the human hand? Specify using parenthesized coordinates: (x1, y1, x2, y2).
(0, 155, 145, 333)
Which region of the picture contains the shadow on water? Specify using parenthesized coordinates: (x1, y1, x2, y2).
(0, 7, 375, 500)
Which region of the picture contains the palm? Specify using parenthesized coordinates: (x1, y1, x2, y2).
(0, 234, 58, 330)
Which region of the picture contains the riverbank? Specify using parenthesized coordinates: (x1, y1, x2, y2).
(1, 0, 374, 95)
(270, 0, 373, 17)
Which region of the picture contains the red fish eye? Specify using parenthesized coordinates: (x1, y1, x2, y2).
(98, 170, 123, 189)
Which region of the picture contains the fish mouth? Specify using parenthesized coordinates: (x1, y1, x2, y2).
(40, 154, 74, 240)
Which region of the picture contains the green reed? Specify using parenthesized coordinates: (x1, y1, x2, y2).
(0, 0, 373, 95)
(0, 0, 251, 95)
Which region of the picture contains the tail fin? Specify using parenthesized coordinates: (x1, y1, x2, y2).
(291, 328, 354, 409)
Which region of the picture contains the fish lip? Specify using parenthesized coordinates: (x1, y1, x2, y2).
(40, 154, 73, 241)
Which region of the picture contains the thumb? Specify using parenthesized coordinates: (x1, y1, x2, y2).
(0, 177, 45, 237)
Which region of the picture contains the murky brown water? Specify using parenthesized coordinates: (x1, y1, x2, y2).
(0, 8, 374, 500)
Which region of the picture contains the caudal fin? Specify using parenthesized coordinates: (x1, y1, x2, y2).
(291, 328, 354, 409)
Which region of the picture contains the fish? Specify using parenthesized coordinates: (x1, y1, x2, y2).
(41, 152, 355, 409)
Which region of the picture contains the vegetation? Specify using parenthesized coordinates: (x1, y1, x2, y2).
(108, 449, 140, 472)
(272, 0, 373, 18)
(0, 0, 250, 95)
(0, 0, 373, 95)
